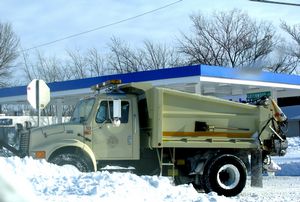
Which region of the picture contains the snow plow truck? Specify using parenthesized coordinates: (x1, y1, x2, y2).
(0, 80, 288, 196)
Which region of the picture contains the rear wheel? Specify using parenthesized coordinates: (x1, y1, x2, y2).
(49, 152, 93, 172)
(202, 154, 247, 197)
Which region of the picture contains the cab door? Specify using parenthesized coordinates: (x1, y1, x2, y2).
(92, 99, 134, 160)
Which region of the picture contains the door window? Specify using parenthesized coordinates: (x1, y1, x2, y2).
(96, 101, 130, 124)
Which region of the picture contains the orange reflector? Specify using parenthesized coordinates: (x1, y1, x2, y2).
(35, 151, 46, 159)
(271, 99, 287, 123)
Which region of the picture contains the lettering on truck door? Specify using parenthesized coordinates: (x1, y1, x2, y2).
(92, 99, 133, 159)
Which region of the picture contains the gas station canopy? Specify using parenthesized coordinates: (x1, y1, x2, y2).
(0, 64, 300, 105)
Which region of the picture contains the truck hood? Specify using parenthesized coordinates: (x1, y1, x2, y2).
(29, 123, 86, 154)
(30, 123, 84, 138)
(28, 123, 90, 160)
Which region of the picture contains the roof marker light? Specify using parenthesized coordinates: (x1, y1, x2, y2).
(91, 80, 122, 92)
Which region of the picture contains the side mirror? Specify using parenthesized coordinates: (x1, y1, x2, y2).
(113, 99, 121, 127)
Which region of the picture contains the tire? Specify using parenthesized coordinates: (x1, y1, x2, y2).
(202, 154, 247, 197)
(49, 152, 93, 172)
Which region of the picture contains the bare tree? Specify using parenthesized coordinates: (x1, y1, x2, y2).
(178, 9, 276, 69)
(141, 40, 183, 70)
(280, 22, 300, 73)
(265, 42, 299, 74)
(22, 48, 110, 83)
(108, 37, 183, 73)
(22, 51, 72, 83)
(86, 48, 108, 76)
(0, 22, 19, 87)
(66, 49, 88, 79)
(107, 37, 142, 73)
(66, 48, 110, 78)
(281, 22, 300, 47)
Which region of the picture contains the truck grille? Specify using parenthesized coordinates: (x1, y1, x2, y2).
(19, 130, 30, 156)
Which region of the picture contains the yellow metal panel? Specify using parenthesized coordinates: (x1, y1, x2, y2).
(161, 138, 257, 149)
(142, 85, 265, 149)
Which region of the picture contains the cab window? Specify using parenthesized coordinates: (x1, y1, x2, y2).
(96, 101, 130, 124)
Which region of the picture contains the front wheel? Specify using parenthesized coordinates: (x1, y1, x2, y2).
(202, 154, 247, 197)
(49, 152, 94, 172)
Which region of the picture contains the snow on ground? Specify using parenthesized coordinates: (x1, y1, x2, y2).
(274, 137, 300, 176)
(234, 176, 300, 202)
(0, 157, 232, 202)
(233, 137, 300, 202)
(0, 137, 299, 202)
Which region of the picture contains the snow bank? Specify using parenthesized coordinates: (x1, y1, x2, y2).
(273, 137, 300, 176)
(0, 137, 298, 202)
(0, 157, 233, 202)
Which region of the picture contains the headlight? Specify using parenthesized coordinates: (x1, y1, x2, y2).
(6, 128, 17, 146)
(7, 132, 16, 145)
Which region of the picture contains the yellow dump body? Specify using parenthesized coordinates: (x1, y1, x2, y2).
(144, 87, 267, 149)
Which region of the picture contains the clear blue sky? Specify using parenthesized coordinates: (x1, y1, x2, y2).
(0, 0, 299, 57)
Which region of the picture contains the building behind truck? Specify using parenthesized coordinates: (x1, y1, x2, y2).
(0, 80, 288, 197)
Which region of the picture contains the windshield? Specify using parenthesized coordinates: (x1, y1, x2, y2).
(70, 98, 95, 123)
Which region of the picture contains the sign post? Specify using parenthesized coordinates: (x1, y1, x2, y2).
(27, 79, 50, 126)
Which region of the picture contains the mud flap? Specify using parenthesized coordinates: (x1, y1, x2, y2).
(251, 149, 263, 187)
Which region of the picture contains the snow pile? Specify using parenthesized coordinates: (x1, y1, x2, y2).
(0, 137, 299, 202)
(0, 157, 38, 202)
(287, 137, 300, 153)
(0, 157, 233, 202)
(273, 137, 300, 176)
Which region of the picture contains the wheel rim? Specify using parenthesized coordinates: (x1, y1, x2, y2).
(217, 164, 240, 190)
